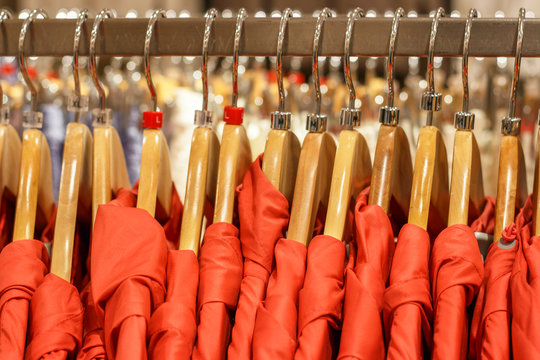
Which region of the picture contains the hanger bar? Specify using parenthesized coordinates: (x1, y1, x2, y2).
(0, 17, 539, 57)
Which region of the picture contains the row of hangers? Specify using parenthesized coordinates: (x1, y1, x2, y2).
(0, 7, 534, 285)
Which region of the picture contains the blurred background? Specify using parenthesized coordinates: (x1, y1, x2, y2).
(0, 0, 539, 202)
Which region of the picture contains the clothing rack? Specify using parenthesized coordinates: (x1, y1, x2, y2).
(1, 17, 540, 57)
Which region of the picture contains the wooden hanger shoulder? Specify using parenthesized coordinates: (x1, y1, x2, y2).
(213, 123, 252, 224)
(262, 129, 301, 204)
(494, 134, 527, 240)
(368, 124, 412, 221)
(179, 126, 220, 254)
(408, 125, 450, 230)
(13, 129, 55, 241)
(137, 128, 172, 218)
(288, 132, 336, 246)
(324, 129, 371, 241)
(50, 122, 92, 281)
(0, 124, 21, 198)
(533, 128, 540, 236)
(92, 125, 130, 225)
(448, 129, 485, 226)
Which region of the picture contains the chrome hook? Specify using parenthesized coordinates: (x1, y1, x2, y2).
(501, 8, 525, 136)
(340, 7, 364, 129)
(194, 8, 218, 127)
(0, 8, 13, 124)
(420, 7, 445, 126)
(231, 8, 246, 107)
(454, 8, 477, 131)
(270, 8, 293, 130)
(19, 8, 47, 128)
(379, 7, 404, 126)
(67, 9, 89, 121)
(306, 7, 332, 133)
(144, 9, 166, 112)
(89, 9, 115, 111)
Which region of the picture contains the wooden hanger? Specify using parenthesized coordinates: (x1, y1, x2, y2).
(324, 8, 371, 241)
(179, 9, 220, 254)
(135, 10, 173, 218)
(288, 8, 336, 246)
(262, 8, 300, 204)
(0, 10, 19, 201)
(448, 9, 485, 227)
(494, 8, 528, 241)
(407, 8, 449, 231)
(50, 11, 93, 281)
(213, 9, 252, 225)
(12, 10, 55, 241)
(368, 8, 412, 223)
(89, 10, 130, 225)
(533, 113, 540, 236)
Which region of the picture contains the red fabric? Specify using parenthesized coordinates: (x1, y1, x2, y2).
(336, 189, 395, 360)
(77, 284, 106, 360)
(252, 238, 307, 360)
(25, 273, 83, 360)
(228, 154, 289, 360)
(91, 204, 167, 360)
(510, 195, 540, 359)
(0, 190, 15, 251)
(470, 197, 496, 234)
(0, 240, 49, 360)
(148, 249, 199, 360)
(192, 222, 243, 360)
(469, 197, 528, 360)
(384, 223, 433, 360)
(430, 225, 484, 360)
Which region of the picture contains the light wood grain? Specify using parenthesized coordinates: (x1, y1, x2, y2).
(13, 129, 55, 241)
(92, 126, 130, 225)
(288, 132, 336, 246)
(368, 124, 413, 222)
(50, 123, 92, 282)
(0, 124, 21, 198)
(534, 129, 540, 236)
(262, 129, 301, 204)
(178, 127, 220, 253)
(137, 128, 172, 217)
(324, 130, 371, 241)
(213, 124, 252, 224)
(494, 135, 527, 241)
(408, 126, 450, 230)
(448, 130, 485, 226)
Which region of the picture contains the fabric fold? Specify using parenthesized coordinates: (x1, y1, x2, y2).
(384, 223, 433, 360)
(0, 240, 49, 360)
(228, 154, 289, 360)
(0, 190, 16, 251)
(336, 190, 395, 360)
(192, 222, 243, 360)
(252, 238, 307, 360)
(91, 204, 167, 360)
(25, 273, 83, 360)
(148, 249, 199, 360)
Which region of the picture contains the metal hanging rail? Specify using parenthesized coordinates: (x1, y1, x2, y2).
(0, 17, 539, 57)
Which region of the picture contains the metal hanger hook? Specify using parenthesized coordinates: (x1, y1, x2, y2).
(276, 8, 292, 113)
(232, 8, 247, 107)
(0, 9, 12, 106)
(312, 7, 332, 115)
(202, 8, 218, 111)
(18, 9, 48, 113)
(89, 9, 115, 110)
(145, 9, 166, 112)
(461, 8, 477, 113)
(386, 7, 404, 108)
(344, 8, 364, 110)
(73, 9, 88, 101)
(508, 8, 525, 118)
(427, 7, 445, 93)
